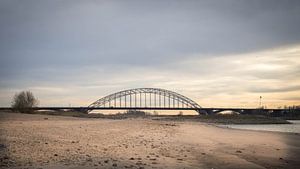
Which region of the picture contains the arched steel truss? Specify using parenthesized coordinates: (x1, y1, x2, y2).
(88, 88, 201, 113)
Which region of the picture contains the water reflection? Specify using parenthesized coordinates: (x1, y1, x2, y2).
(219, 120, 300, 133)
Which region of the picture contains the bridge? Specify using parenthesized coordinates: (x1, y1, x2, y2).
(0, 88, 293, 115)
(85, 88, 290, 115)
(88, 88, 202, 113)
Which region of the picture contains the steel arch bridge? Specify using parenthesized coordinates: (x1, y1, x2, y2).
(88, 88, 202, 114)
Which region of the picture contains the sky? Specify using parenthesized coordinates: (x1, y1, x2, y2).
(0, 0, 300, 108)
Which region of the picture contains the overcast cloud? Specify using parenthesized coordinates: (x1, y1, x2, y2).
(0, 0, 300, 108)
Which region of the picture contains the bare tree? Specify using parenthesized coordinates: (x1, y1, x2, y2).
(11, 91, 38, 113)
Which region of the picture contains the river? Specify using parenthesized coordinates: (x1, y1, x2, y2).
(219, 120, 300, 133)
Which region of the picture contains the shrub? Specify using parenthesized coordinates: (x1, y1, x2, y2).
(11, 91, 38, 113)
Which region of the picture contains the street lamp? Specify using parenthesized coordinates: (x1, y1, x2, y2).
(259, 96, 262, 108)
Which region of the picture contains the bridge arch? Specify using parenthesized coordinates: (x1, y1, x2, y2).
(88, 88, 202, 114)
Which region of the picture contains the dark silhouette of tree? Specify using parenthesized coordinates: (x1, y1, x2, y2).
(11, 91, 38, 113)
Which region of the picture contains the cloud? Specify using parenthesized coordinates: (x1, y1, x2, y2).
(1, 0, 300, 74)
(282, 97, 300, 101)
(248, 86, 300, 93)
(1, 45, 300, 107)
(0, 1, 300, 107)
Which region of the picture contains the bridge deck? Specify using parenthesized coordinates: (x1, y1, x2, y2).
(0, 107, 286, 111)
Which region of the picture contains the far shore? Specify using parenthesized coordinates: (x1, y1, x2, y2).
(1, 110, 292, 124)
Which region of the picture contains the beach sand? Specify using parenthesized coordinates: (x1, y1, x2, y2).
(0, 112, 299, 169)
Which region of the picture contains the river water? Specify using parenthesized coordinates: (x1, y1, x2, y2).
(219, 120, 300, 134)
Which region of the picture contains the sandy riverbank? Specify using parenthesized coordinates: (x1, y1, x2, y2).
(0, 112, 300, 169)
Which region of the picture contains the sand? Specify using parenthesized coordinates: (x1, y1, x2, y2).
(0, 112, 299, 169)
